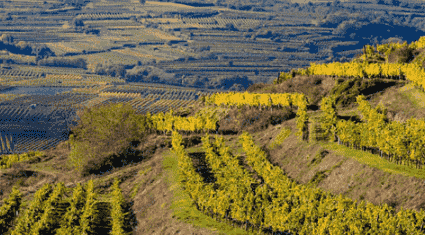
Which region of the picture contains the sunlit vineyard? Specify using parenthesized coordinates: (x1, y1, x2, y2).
(5, 0, 425, 234)
(75, 13, 136, 20)
(172, 130, 425, 234)
(0, 178, 128, 234)
(0, 70, 43, 83)
(269, 127, 291, 149)
(275, 36, 425, 87)
(317, 94, 425, 169)
(0, 70, 42, 78)
(0, 94, 27, 103)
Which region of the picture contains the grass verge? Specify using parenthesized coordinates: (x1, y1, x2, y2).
(319, 141, 425, 180)
(399, 83, 425, 109)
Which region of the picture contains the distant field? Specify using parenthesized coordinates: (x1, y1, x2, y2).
(46, 37, 115, 56)
(112, 48, 166, 61)
(16, 65, 88, 75)
(104, 27, 181, 42)
(130, 45, 189, 60)
(144, 0, 195, 8)
(61, 41, 108, 52)
(71, 51, 142, 71)
(143, 28, 181, 40)
(45, 42, 80, 55)
(0, 0, 343, 87)
(83, 19, 140, 27)
(8, 78, 104, 87)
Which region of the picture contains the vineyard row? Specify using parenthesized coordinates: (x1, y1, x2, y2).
(172, 131, 425, 234)
(0, 178, 128, 234)
(318, 94, 425, 169)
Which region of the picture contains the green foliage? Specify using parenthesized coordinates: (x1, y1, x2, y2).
(74, 180, 99, 234)
(388, 46, 415, 64)
(67, 103, 149, 175)
(56, 182, 86, 234)
(329, 78, 363, 107)
(0, 151, 44, 169)
(274, 71, 293, 84)
(11, 183, 53, 235)
(320, 95, 338, 142)
(307, 170, 329, 187)
(0, 186, 22, 234)
(37, 57, 87, 69)
(335, 77, 345, 86)
(308, 149, 328, 167)
(309, 119, 318, 143)
(411, 52, 425, 68)
(30, 182, 67, 234)
(269, 127, 291, 149)
(328, 77, 396, 109)
(110, 178, 131, 235)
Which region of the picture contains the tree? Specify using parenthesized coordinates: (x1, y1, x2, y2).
(2, 13, 13, 22)
(67, 103, 148, 175)
(332, 0, 341, 6)
(225, 23, 237, 31)
(213, 0, 224, 6)
(71, 18, 84, 30)
(139, 0, 146, 4)
(31, 44, 53, 62)
(95, 63, 127, 77)
(63, 0, 85, 6)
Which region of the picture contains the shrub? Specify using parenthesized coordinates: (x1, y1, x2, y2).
(94, 63, 127, 77)
(335, 78, 345, 85)
(328, 77, 397, 108)
(67, 103, 150, 176)
(269, 127, 291, 149)
(388, 45, 415, 64)
(37, 57, 87, 69)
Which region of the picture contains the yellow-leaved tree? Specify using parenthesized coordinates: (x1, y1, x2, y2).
(67, 103, 148, 176)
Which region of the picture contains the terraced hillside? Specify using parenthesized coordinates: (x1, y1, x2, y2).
(2, 0, 425, 233)
(2, 37, 425, 234)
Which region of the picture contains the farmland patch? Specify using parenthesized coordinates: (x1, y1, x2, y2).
(0, 87, 73, 96)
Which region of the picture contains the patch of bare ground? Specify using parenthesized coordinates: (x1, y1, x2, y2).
(258, 118, 425, 214)
(0, 140, 74, 202)
(217, 105, 296, 136)
(369, 83, 425, 123)
(0, 164, 53, 200)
